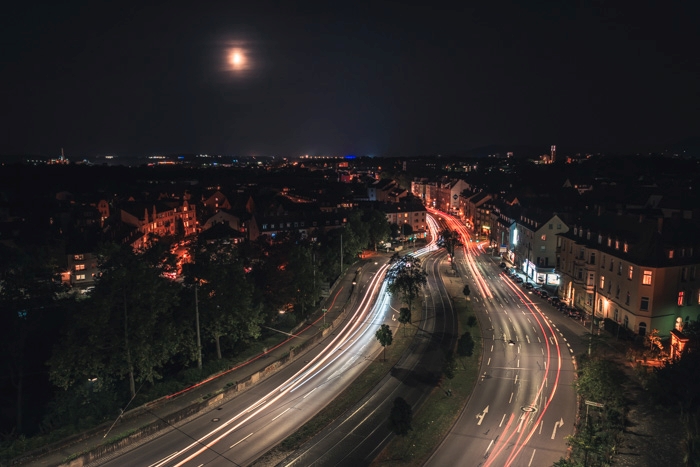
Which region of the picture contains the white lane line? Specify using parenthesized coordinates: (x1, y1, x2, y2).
(491, 344, 494, 352)
(526, 335, 530, 344)
(484, 439, 495, 457)
(149, 451, 180, 467)
(303, 387, 317, 399)
(487, 357, 491, 366)
(527, 317, 531, 323)
(517, 359, 520, 368)
(537, 336, 541, 343)
(514, 374, 518, 385)
(539, 420, 544, 434)
(272, 407, 291, 421)
(500, 414, 506, 427)
(529, 449, 537, 466)
(509, 392, 513, 403)
(541, 348, 544, 355)
(230, 432, 254, 449)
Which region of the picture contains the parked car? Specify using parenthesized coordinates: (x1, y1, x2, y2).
(515, 277, 524, 283)
(539, 291, 549, 299)
(523, 282, 534, 289)
(499, 262, 507, 268)
(549, 296, 561, 306)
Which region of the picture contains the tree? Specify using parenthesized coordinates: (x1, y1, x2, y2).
(386, 254, 427, 312)
(440, 228, 457, 258)
(49, 243, 184, 399)
(442, 350, 457, 384)
(398, 307, 411, 337)
(457, 331, 475, 357)
(375, 324, 393, 361)
(646, 328, 663, 353)
(185, 238, 262, 359)
(388, 396, 412, 436)
(363, 208, 391, 251)
(463, 284, 471, 298)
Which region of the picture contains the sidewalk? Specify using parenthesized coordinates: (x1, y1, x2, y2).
(18, 255, 382, 467)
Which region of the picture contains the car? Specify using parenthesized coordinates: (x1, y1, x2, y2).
(499, 262, 507, 268)
(549, 296, 561, 305)
(523, 282, 534, 289)
(539, 291, 549, 299)
(515, 277, 524, 283)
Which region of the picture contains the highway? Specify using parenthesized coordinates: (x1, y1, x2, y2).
(99, 258, 394, 467)
(425, 209, 578, 467)
(278, 215, 457, 465)
(98, 220, 449, 467)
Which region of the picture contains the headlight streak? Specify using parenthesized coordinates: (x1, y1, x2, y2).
(170, 262, 392, 466)
(482, 274, 564, 467)
(167, 220, 443, 467)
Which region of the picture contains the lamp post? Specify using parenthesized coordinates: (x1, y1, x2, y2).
(195, 282, 202, 369)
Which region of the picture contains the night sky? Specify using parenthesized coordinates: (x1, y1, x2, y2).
(2, 1, 698, 158)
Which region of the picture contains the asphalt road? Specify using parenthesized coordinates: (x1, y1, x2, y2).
(425, 212, 579, 467)
(97, 258, 393, 467)
(277, 231, 458, 466)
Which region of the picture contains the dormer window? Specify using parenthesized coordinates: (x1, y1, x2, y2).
(623, 243, 629, 253)
(669, 250, 674, 259)
(598, 234, 602, 244)
(615, 240, 620, 250)
(607, 237, 612, 247)
(586, 231, 591, 240)
(574, 227, 578, 236)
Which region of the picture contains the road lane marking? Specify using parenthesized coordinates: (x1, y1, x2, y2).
(526, 335, 530, 344)
(150, 451, 180, 467)
(230, 432, 254, 449)
(303, 387, 317, 398)
(484, 439, 495, 457)
(539, 420, 543, 434)
(500, 414, 506, 427)
(490, 344, 494, 352)
(528, 449, 537, 466)
(272, 407, 291, 421)
(514, 374, 518, 385)
(487, 357, 491, 365)
(509, 392, 513, 403)
(537, 336, 541, 343)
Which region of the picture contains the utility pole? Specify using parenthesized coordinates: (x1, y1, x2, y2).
(195, 283, 202, 369)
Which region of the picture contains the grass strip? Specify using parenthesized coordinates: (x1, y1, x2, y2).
(371, 294, 482, 466)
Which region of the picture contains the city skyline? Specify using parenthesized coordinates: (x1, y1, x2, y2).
(2, 1, 699, 158)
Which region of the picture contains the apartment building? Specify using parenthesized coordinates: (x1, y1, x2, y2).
(557, 212, 700, 338)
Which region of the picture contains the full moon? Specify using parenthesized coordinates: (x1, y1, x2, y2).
(228, 48, 247, 70)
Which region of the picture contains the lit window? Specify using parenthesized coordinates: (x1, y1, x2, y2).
(74, 254, 84, 261)
(642, 270, 652, 285)
(669, 250, 674, 259)
(615, 240, 620, 249)
(623, 243, 628, 253)
(640, 297, 649, 311)
(600, 276, 605, 289)
(678, 291, 685, 306)
(76, 274, 86, 281)
(541, 234, 546, 241)
(607, 237, 612, 247)
(75, 264, 85, 271)
(628, 266, 634, 280)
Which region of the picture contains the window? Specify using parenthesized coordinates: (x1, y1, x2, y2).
(598, 234, 602, 244)
(678, 291, 685, 306)
(541, 234, 546, 241)
(640, 297, 649, 311)
(610, 260, 614, 272)
(607, 237, 612, 247)
(618, 262, 622, 275)
(615, 240, 620, 249)
(623, 243, 628, 253)
(669, 250, 674, 259)
(549, 223, 553, 230)
(590, 253, 596, 265)
(600, 275, 605, 289)
(615, 284, 620, 298)
(557, 223, 562, 229)
(74, 254, 84, 261)
(588, 272, 595, 286)
(682, 267, 688, 282)
(624, 315, 629, 329)
(638, 322, 647, 337)
(76, 274, 86, 281)
(642, 270, 653, 285)
(628, 266, 634, 280)
(75, 264, 85, 271)
(625, 292, 630, 305)
(607, 281, 612, 293)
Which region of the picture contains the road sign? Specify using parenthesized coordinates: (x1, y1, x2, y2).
(585, 400, 604, 408)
